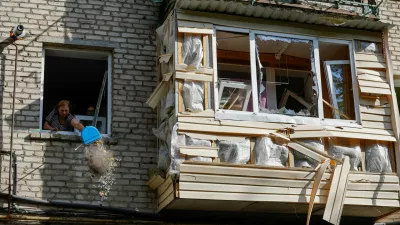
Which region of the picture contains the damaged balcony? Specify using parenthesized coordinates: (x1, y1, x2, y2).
(146, 8, 399, 225)
(174, 0, 385, 30)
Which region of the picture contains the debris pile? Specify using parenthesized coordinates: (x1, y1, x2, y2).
(84, 140, 119, 200)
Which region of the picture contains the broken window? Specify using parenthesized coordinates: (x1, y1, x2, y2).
(255, 35, 316, 117)
(41, 48, 111, 134)
(216, 31, 253, 112)
(355, 40, 382, 54)
(319, 42, 355, 120)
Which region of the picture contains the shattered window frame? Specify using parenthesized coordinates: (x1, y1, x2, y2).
(213, 27, 360, 126)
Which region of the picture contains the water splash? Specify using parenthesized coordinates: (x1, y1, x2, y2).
(84, 140, 119, 201)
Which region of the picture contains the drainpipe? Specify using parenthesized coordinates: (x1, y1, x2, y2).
(12, 152, 17, 195)
(8, 43, 18, 219)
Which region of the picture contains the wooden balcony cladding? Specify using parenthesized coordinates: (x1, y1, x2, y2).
(155, 162, 400, 218)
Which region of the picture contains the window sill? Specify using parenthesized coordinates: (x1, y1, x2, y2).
(215, 110, 362, 128)
(29, 130, 118, 145)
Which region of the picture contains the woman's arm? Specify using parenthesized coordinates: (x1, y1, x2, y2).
(43, 121, 57, 131)
(71, 118, 85, 132)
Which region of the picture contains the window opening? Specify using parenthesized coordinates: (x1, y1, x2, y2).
(216, 31, 253, 112)
(42, 48, 110, 134)
(255, 35, 316, 117)
(319, 42, 355, 120)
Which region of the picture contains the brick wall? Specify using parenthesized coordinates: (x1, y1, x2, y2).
(380, 1, 400, 72)
(0, 0, 159, 212)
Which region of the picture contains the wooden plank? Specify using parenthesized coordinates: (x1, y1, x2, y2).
(179, 190, 327, 204)
(288, 149, 294, 167)
(359, 97, 390, 107)
(307, 159, 330, 225)
(179, 164, 331, 180)
(179, 109, 214, 117)
(159, 53, 173, 63)
(347, 183, 400, 191)
(360, 86, 392, 95)
(290, 131, 333, 139)
(325, 126, 394, 136)
(178, 122, 272, 136)
(157, 191, 175, 212)
(360, 105, 392, 116)
(323, 162, 343, 223)
(358, 74, 388, 83)
(346, 190, 399, 199)
(359, 80, 390, 89)
(179, 182, 329, 196)
(356, 61, 386, 69)
(344, 198, 400, 207)
(329, 131, 396, 142)
(146, 81, 169, 109)
(361, 113, 392, 122)
(175, 71, 213, 82)
(162, 72, 173, 81)
(349, 172, 399, 184)
(178, 116, 220, 125)
(355, 53, 385, 63)
(288, 142, 327, 162)
(204, 82, 209, 110)
(180, 173, 331, 189)
(291, 141, 342, 163)
(178, 27, 214, 34)
(158, 183, 174, 204)
(147, 175, 165, 190)
(157, 176, 173, 197)
(389, 142, 396, 173)
(250, 138, 255, 164)
(329, 156, 350, 225)
(180, 147, 218, 158)
(180, 131, 246, 142)
(357, 69, 387, 77)
(177, 33, 183, 64)
(177, 20, 213, 29)
(178, 80, 184, 112)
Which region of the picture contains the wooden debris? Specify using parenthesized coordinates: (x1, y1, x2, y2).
(307, 159, 330, 225)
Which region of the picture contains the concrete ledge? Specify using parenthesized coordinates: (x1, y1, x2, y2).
(29, 131, 118, 145)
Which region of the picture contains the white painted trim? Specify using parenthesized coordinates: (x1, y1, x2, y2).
(107, 53, 112, 136)
(313, 40, 323, 119)
(39, 48, 45, 131)
(249, 31, 259, 113)
(215, 110, 320, 125)
(317, 38, 352, 45)
(212, 27, 219, 111)
(321, 119, 361, 128)
(324, 62, 340, 119)
(324, 60, 351, 65)
(349, 41, 361, 124)
(254, 30, 316, 41)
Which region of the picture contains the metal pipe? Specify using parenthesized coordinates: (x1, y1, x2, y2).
(12, 153, 17, 195)
(0, 214, 161, 224)
(0, 193, 161, 220)
(8, 43, 18, 219)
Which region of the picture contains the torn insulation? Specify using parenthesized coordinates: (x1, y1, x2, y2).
(254, 136, 288, 167)
(217, 138, 250, 164)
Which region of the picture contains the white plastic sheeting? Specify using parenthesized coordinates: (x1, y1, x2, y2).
(257, 35, 310, 44)
(182, 34, 203, 69)
(183, 80, 204, 112)
(293, 138, 324, 169)
(365, 141, 392, 173)
(169, 124, 186, 174)
(185, 135, 213, 163)
(254, 136, 288, 167)
(328, 138, 362, 171)
(217, 138, 250, 164)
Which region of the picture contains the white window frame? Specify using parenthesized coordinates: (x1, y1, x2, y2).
(213, 27, 361, 127)
(39, 47, 112, 136)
